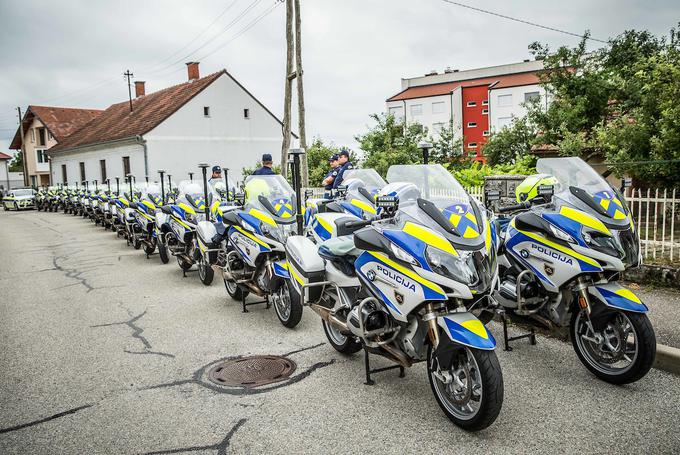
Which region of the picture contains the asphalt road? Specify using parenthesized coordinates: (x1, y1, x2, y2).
(1, 209, 679, 454)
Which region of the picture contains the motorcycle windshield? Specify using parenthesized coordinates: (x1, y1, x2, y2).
(537, 157, 629, 222)
(141, 184, 162, 206)
(343, 169, 386, 193)
(210, 179, 236, 201)
(244, 174, 296, 218)
(386, 164, 469, 208)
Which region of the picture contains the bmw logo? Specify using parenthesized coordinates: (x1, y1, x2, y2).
(520, 249, 529, 259)
(367, 270, 376, 281)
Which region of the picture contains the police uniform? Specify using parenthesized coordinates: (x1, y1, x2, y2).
(252, 166, 275, 176)
(323, 168, 339, 198)
(332, 161, 354, 189)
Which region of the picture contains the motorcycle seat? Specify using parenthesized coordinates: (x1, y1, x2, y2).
(318, 236, 360, 276)
(160, 205, 173, 215)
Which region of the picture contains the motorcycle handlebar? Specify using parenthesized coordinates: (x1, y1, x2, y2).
(498, 201, 531, 213)
(344, 219, 372, 229)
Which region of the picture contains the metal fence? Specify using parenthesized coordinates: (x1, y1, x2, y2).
(625, 188, 680, 262)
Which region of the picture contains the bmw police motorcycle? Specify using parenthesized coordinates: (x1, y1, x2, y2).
(306, 169, 386, 243)
(130, 183, 163, 255)
(490, 157, 655, 384)
(220, 174, 302, 327)
(283, 164, 503, 431)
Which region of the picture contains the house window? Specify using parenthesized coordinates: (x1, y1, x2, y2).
(482, 100, 489, 106)
(48, 131, 54, 140)
(466, 101, 477, 107)
(37, 127, 47, 146)
(100, 160, 107, 181)
(498, 94, 513, 107)
(432, 102, 445, 114)
(61, 164, 67, 184)
(122, 156, 131, 176)
(36, 149, 47, 163)
(524, 91, 540, 102)
(30, 129, 35, 143)
(79, 162, 86, 182)
(498, 117, 512, 129)
(388, 106, 402, 117)
(244, 108, 250, 119)
(483, 130, 490, 137)
(467, 122, 477, 128)
(432, 122, 445, 134)
(467, 142, 478, 149)
(203, 106, 210, 117)
(482, 108, 489, 115)
(410, 104, 423, 116)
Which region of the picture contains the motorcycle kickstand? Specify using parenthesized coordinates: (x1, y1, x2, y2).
(363, 348, 404, 386)
(242, 292, 249, 313)
(502, 313, 536, 352)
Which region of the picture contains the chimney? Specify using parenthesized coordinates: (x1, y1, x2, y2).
(134, 81, 146, 98)
(186, 62, 200, 81)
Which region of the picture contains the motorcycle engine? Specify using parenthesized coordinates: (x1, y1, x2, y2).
(346, 300, 394, 339)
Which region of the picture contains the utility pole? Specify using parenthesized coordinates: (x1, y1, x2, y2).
(294, 0, 308, 187)
(280, 0, 294, 178)
(124, 70, 134, 112)
(17, 107, 28, 187)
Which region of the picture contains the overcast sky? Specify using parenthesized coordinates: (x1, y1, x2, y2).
(0, 0, 678, 158)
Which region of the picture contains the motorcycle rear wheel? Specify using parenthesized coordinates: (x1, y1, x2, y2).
(571, 310, 656, 384)
(427, 344, 503, 432)
(322, 318, 361, 354)
(144, 238, 156, 255)
(224, 278, 248, 301)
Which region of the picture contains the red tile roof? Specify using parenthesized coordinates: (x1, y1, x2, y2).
(386, 72, 541, 102)
(0, 152, 12, 160)
(50, 70, 226, 153)
(9, 106, 103, 149)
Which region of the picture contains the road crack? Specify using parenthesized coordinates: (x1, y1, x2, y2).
(142, 418, 247, 455)
(92, 309, 174, 359)
(0, 404, 93, 435)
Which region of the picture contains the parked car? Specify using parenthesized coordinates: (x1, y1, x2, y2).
(2, 188, 36, 211)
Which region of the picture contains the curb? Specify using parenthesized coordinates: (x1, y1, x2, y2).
(654, 344, 680, 376)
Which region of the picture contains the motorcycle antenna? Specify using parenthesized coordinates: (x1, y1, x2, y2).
(188, 172, 194, 182)
(93, 179, 98, 191)
(198, 164, 210, 220)
(84, 180, 89, 191)
(289, 148, 306, 235)
(167, 174, 172, 193)
(115, 177, 120, 196)
(106, 178, 111, 192)
(145, 175, 149, 184)
(222, 166, 231, 202)
(158, 169, 166, 204)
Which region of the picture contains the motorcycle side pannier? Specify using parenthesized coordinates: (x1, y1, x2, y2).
(285, 235, 325, 303)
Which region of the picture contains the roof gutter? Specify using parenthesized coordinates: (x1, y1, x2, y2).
(135, 135, 148, 178)
(47, 136, 138, 157)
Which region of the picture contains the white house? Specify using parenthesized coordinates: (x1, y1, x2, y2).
(386, 60, 547, 161)
(49, 63, 290, 186)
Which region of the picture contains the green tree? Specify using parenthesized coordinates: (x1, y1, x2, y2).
(429, 120, 464, 164)
(9, 152, 23, 172)
(356, 113, 425, 176)
(483, 116, 537, 166)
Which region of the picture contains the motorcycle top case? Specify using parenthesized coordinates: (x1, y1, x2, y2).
(285, 235, 326, 303)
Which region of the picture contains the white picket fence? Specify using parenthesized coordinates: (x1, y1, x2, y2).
(625, 188, 680, 262)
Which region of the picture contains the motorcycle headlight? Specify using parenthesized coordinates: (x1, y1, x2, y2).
(186, 212, 197, 224)
(549, 224, 576, 244)
(390, 243, 419, 266)
(426, 246, 479, 285)
(582, 228, 623, 258)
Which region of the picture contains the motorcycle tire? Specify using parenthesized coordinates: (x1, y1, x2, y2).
(158, 243, 170, 264)
(144, 240, 156, 256)
(273, 280, 302, 328)
(322, 318, 361, 354)
(570, 310, 656, 385)
(224, 278, 248, 301)
(133, 237, 142, 250)
(198, 258, 214, 286)
(427, 344, 503, 432)
(177, 256, 193, 271)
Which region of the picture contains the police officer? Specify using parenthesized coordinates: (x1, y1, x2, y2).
(208, 165, 222, 185)
(252, 154, 276, 176)
(332, 149, 353, 190)
(322, 154, 340, 198)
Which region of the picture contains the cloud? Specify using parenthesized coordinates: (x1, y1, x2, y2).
(0, 0, 678, 157)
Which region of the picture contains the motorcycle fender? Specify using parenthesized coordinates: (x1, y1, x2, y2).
(588, 282, 648, 313)
(437, 313, 496, 351)
(273, 260, 290, 279)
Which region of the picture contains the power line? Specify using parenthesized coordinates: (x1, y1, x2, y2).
(440, 0, 608, 44)
(197, 1, 282, 62)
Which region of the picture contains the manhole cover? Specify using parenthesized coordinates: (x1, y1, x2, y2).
(207, 355, 297, 388)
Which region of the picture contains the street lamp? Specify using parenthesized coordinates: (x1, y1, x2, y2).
(418, 140, 433, 165)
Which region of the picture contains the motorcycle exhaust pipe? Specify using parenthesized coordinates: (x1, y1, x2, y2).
(310, 304, 350, 333)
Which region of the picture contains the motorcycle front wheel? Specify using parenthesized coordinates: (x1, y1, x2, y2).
(272, 280, 302, 328)
(571, 310, 656, 384)
(427, 344, 503, 432)
(158, 242, 169, 264)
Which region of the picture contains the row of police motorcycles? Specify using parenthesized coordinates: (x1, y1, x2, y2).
(37, 157, 655, 432)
